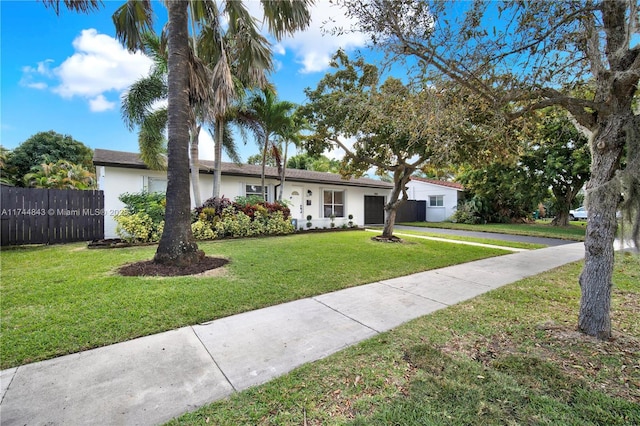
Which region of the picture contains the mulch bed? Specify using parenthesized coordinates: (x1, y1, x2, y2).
(371, 235, 404, 243)
(118, 256, 229, 277)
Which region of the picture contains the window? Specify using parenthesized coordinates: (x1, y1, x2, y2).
(245, 184, 267, 199)
(429, 195, 444, 207)
(323, 190, 344, 217)
(148, 177, 167, 193)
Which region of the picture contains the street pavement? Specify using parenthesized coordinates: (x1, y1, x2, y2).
(394, 224, 576, 246)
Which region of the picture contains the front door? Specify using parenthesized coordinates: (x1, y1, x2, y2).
(364, 195, 385, 225)
(288, 186, 303, 221)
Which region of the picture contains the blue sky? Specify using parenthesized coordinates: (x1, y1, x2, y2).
(1, 0, 369, 162)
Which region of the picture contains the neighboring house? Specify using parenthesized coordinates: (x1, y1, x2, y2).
(405, 176, 465, 222)
(94, 149, 393, 238)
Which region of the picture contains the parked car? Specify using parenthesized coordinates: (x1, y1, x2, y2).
(569, 206, 588, 221)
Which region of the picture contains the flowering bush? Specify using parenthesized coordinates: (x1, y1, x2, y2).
(193, 197, 233, 219)
(196, 198, 294, 240)
(115, 191, 295, 243)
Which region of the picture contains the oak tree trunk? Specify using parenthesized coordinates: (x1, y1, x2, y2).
(551, 191, 573, 227)
(552, 211, 571, 227)
(381, 168, 412, 239)
(578, 116, 628, 339)
(154, 0, 203, 267)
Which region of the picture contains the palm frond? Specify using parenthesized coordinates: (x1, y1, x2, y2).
(141, 31, 168, 75)
(138, 108, 168, 170)
(260, 0, 313, 41)
(190, 0, 219, 30)
(186, 47, 214, 115)
(112, 0, 154, 52)
(270, 142, 283, 175)
(222, 122, 242, 164)
(40, 0, 102, 15)
(121, 74, 167, 130)
(210, 47, 236, 118)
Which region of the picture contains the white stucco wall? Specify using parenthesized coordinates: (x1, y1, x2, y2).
(282, 183, 386, 230)
(99, 165, 389, 237)
(405, 180, 461, 222)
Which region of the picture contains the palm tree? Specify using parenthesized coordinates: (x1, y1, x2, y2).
(196, 4, 274, 200)
(23, 160, 96, 190)
(121, 32, 168, 171)
(210, 101, 264, 199)
(43, 0, 313, 266)
(121, 31, 208, 206)
(276, 109, 310, 201)
(246, 88, 296, 201)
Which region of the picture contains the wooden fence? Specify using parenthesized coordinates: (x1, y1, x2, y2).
(396, 200, 427, 223)
(1, 185, 104, 246)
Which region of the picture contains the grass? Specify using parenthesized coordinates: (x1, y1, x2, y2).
(169, 252, 640, 425)
(0, 231, 509, 369)
(370, 228, 546, 250)
(399, 220, 587, 241)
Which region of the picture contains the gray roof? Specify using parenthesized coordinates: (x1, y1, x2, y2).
(93, 149, 393, 189)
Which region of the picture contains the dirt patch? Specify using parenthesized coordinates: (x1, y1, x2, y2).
(438, 324, 640, 403)
(371, 235, 404, 243)
(535, 322, 640, 402)
(118, 256, 229, 277)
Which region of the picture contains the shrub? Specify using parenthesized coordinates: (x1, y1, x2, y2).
(214, 207, 253, 238)
(193, 197, 295, 239)
(234, 195, 265, 207)
(451, 200, 482, 224)
(264, 211, 295, 235)
(194, 197, 233, 218)
(191, 219, 217, 240)
(115, 191, 166, 242)
(115, 211, 164, 243)
(118, 191, 166, 224)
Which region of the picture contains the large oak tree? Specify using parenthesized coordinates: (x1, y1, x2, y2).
(303, 52, 491, 238)
(336, 0, 639, 339)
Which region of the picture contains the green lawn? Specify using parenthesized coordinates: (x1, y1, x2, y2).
(0, 231, 509, 369)
(169, 252, 640, 425)
(399, 221, 587, 241)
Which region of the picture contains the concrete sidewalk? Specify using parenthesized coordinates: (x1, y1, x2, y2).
(0, 243, 585, 426)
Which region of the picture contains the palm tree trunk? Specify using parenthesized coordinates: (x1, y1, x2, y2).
(278, 141, 288, 202)
(213, 119, 224, 199)
(189, 122, 202, 207)
(261, 132, 270, 201)
(154, 0, 203, 266)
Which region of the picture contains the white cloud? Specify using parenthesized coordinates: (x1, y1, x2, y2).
(89, 94, 116, 112)
(20, 29, 153, 113)
(19, 59, 54, 89)
(247, 2, 367, 74)
(272, 44, 286, 55)
(24, 82, 48, 90)
(53, 29, 153, 99)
